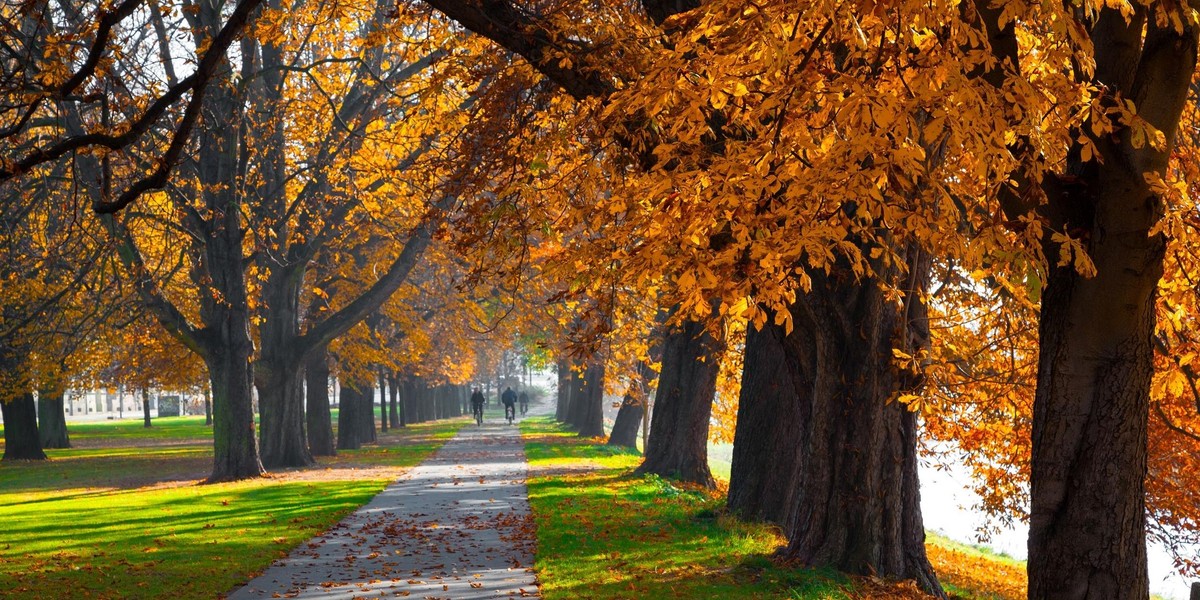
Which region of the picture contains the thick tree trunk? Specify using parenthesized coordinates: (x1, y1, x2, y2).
(142, 388, 152, 428)
(305, 345, 335, 457)
(1027, 153, 1165, 600)
(255, 259, 313, 469)
(37, 390, 71, 449)
(634, 316, 722, 487)
(388, 373, 401, 427)
(3, 392, 46, 460)
(204, 342, 265, 481)
(1028, 201, 1157, 600)
(1024, 14, 1199, 599)
(255, 359, 313, 469)
(726, 319, 803, 531)
(778, 263, 941, 596)
(337, 378, 376, 450)
(577, 358, 606, 438)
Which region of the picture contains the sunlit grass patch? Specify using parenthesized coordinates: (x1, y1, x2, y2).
(0, 416, 466, 599)
(519, 416, 850, 599)
(1, 479, 382, 599)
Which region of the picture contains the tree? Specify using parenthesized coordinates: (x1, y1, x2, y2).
(964, 1, 1199, 594)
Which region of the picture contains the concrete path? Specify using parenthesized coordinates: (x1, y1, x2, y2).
(227, 421, 539, 599)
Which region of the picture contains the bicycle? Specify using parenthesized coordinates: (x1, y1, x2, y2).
(504, 404, 515, 425)
(473, 404, 484, 426)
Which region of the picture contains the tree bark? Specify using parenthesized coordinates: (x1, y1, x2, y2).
(634, 315, 722, 487)
(305, 345, 335, 456)
(607, 393, 643, 448)
(577, 357, 606, 437)
(565, 359, 588, 429)
(402, 377, 418, 424)
(3, 392, 46, 460)
(388, 372, 401, 427)
(962, 4, 1198, 596)
(726, 319, 804, 531)
(255, 354, 312, 468)
(204, 338, 264, 481)
(337, 378, 377, 450)
(37, 390, 71, 449)
(609, 326, 663, 448)
(776, 261, 941, 597)
(141, 388, 152, 428)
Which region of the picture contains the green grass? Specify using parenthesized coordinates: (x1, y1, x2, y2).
(0, 416, 467, 599)
(520, 417, 850, 600)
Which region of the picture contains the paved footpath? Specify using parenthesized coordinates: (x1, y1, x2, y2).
(227, 421, 540, 599)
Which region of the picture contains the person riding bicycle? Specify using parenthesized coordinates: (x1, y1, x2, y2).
(517, 390, 529, 415)
(501, 386, 517, 423)
(470, 388, 486, 425)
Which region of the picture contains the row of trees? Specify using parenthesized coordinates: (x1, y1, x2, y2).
(411, 0, 1200, 598)
(1, 1, 1198, 599)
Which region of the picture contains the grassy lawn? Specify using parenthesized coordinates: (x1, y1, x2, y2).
(520, 417, 851, 599)
(520, 416, 1043, 600)
(0, 416, 466, 599)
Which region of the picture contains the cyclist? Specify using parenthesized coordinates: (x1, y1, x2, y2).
(470, 388, 486, 426)
(501, 386, 517, 424)
(518, 390, 529, 416)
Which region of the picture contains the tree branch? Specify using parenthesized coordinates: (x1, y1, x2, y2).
(295, 194, 456, 360)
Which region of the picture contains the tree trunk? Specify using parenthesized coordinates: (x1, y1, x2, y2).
(254, 258, 313, 469)
(634, 316, 722, 487)
(37, 390, 71, 449)
(255, 358, 313, 469)
(1023, 15, 1199, 599)
(378, 372, 388, 433)
(565, 360, 588, 429)
(609, 342, 661, 449)
(777, 262, 941, 596)
(337, 378, 376, 450)
(402, 377, 418, 424)
(1028, 200, 1158, 600)
(607, 393, 643, 448)
(142, 388, 152, 428)
(3, 392, 46, 460)
(204, 341, 265, 481)
(577, 357, 606, 437)
(388, 372, 401, 427)
(305, 345, 335, 456)
(422, 382, 435, 422)
(726, 319, 803, 531)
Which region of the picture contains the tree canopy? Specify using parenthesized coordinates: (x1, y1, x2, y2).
(1, 0, 1198, 597)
